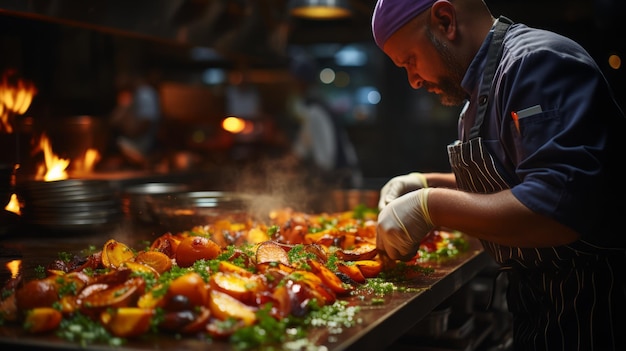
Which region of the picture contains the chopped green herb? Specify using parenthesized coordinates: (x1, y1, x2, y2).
(57, 252, 73, 263)
(352, 204, 377, 220)
(34, 265, 46, 279)
(267, 225, 279, 238)
(325, 253, 339, 271)
(57, 312, 124, 347)
(55, 276, 78, 297)
(287, 244, 316, 267)
(371, 298, 385, 305)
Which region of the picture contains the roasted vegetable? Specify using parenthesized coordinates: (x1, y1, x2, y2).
(0, 206, 467, 349)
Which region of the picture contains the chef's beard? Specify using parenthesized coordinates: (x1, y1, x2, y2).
(425, 27, 467, 106)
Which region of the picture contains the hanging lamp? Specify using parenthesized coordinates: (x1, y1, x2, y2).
(289, 0, 352, 20)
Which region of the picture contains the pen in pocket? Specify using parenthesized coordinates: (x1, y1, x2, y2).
(511, 111, 520, 133)
(510, 105, 543, 133)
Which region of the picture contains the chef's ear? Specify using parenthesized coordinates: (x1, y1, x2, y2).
(430, 0, 457, 41)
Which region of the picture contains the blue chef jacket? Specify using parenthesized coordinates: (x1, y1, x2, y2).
(459, 23, 626, 246)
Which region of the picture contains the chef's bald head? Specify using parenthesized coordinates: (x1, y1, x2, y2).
(371, 0, 437, 49)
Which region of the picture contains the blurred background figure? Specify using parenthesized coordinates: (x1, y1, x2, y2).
(106, 69, 162, 169)
(287, 49, 363, 189)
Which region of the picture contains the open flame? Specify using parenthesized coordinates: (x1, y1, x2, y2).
(0, 69, 37, 134)
(35, 133, 70, 181)
(1, 70, 37, 216)
(4, 193, 21, 215)
(5, 134, 102, 215)
(6, 260, 21, 279)
(73, 148, 101, 175)
(34, 133, 101, 182)
(1, 69, 102, 213)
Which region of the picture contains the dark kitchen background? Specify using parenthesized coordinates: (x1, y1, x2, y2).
(0, 2, 624, 349)
(0, 0, 624, 189)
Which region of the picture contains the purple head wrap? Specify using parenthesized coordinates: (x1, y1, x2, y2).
(372, 0, 437, 49)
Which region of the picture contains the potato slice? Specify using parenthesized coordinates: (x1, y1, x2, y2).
(101, 239, 135, 269)
(335, 243, 378, 261)
(303, 231, 329, 245)
(208, 290, 257, 326)
(218, 261, 253, 277)
(100, 307, 154, 338)
(353, 259, 383, 278)
(209, 272, 264, 305)
(123, 261, 159, 278)
(92, 268, 132, 286)
(303, 243, 328, 263)
(336, 262, 366, 284)
(338, 233, 357, 250)
(77, 283, 109, 301)
(355, 220, 377, 238)
(285, 277, 336, 312)
(166, 272, 208, 308)
(62, 271, 92, 291)
(149, 232, 181, 258)
(134, 250, 173, 274)
(307, 259, 352, 295)
(289, 269, 323, 285)
(80, 277, 145, 311)
(24, 307, 62, 333)
(137, 286, 166, 309)
(246, 227, 270, 245)
(58, 294, 80, 314)
(255, 241, 290, 266)
(289, 270, 336, 305)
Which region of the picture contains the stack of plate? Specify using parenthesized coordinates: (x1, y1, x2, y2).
(19, 179, 122, 231)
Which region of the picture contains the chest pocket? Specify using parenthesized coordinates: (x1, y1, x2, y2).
(511, 107, 561, 161)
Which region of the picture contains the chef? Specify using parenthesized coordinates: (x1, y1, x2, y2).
(371, 0, 626, 349)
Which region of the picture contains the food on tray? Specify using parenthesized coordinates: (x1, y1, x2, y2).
(0, 206, 468, 348)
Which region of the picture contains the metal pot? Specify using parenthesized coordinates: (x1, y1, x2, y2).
(144, 191, 255, 232)
(122, 183, 190, 222)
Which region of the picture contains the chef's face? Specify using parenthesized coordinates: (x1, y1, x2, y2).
(383, 13, 467, 106)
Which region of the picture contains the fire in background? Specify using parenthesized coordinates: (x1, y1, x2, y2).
(0, 69, 36, 134)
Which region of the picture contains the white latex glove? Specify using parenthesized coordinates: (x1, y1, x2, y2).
(378, 172, 428, 211)
(376, 188, 434, 261)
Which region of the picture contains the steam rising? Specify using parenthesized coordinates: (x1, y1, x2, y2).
(224, 156, 334, 220)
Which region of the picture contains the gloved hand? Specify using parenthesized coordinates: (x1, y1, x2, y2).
(376, 188, 434, 261)
(378, 172, 428, 210)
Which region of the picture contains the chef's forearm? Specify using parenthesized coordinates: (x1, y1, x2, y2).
(423, 172, 457, 188)
(427, 187, 580, 247)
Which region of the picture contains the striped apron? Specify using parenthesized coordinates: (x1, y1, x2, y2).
(447, 17, 626, 351)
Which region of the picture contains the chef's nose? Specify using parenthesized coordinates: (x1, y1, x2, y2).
(410, 78, 424, 90)
(407, 72, 424, 90)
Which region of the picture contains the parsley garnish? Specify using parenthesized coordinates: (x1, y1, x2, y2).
(57, 312, 123, 347)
